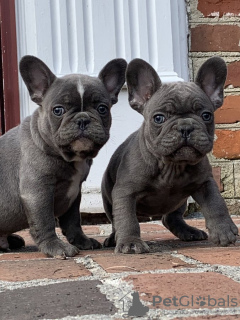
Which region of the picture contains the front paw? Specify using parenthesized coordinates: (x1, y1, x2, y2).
(71, 235, 102, 250)
(39, 238, 79, 258)
(208, 220, 239, 246)
(176, 226, 208, 242)
(115, 237, 150, 254)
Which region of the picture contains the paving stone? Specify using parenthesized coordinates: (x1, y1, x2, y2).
(0, 280, 116, 320)
(15, 226, 101, 242)
(6, 227, 102, 254)
(184, 219, 207, 229)
(174, 315, 240, 320)
(81, 248, 114, 256)
(0, 252, 47, 261)
(178, 246, 240, 266)
(141, 231, 178, 241)
(94, 236, 109, 244)
(91, 253, 192, 273)
(0, 259, 90, 282)
(1, 219, 240, 319)
(124, 272, 240, 310)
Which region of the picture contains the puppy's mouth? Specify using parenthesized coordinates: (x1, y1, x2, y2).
(60, 137, 102, 160)
(166, 146, 203, 164)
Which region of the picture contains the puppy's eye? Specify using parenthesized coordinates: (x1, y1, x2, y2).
(97, 104, 108, 115)
(201, 112, 212, 122)
(154, 114, 166, 124)
(53, 106, 65, 116)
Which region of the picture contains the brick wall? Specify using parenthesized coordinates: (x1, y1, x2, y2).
(187, 0, 240, 214)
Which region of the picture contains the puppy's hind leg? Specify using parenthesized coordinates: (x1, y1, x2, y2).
(162, 202, 208, 241)
(103, 228, 116, 247)
(102, 193, 116, 247)
(59, 195, 101, 250)
(8, 234, 25, 249)
(0, 234, 25, 250)
(0, 236, 9, 250)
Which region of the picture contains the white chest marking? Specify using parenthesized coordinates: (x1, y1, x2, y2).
(67, 161, 88, 206)
(77, 80, 85, 112)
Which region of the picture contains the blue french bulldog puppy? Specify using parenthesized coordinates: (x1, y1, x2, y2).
(0, 55, 127, 257)
(102, 57, 238, 254)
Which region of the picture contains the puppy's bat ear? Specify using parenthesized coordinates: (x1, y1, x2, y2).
(98, 59, 127, 105)
(19, 55, 56, 105)
(126, 59, 161, 114)
(195, 56, 227, 110)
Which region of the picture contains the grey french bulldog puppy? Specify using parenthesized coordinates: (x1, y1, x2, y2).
(0, 55, 127, 257)
(101, 57, 239, 254)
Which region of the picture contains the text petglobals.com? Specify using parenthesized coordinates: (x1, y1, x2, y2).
(152, 295, 238, 308)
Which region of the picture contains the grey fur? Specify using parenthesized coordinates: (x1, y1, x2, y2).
(102, 57, 238, 254)
(0, 55, 127, 257)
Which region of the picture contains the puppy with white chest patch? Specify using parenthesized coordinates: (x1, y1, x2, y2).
(0, 55, 127, 257)
(101, 57, 238, 254)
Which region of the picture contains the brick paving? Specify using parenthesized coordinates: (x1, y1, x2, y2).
(0, 217, 240, 319)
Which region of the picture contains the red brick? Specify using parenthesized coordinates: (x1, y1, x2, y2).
(141, 231, 178, 241)
(191, 25, 240, 52)
(91, 253, 192, 273)
(82, 225, 101, 235)
(125, 272, 240, 309)
(14, 227, 102, 250)
(212, 166, 223, 191)
(94, 236, 108, 244)
(81, 248, 114, 256)
(226, 61, 240, 88)
(15, 228, 67, 249)
(0, 259, 90, 281)
(215, 96, 240, 124)
(185, 219, 206, 229)
(213, 129, 240, 159)
(140, 223, 165, 232)
(198, 0, 240, 18)
(178, 246, 240, 266)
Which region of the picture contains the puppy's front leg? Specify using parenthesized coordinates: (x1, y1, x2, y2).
(112, 187, 149, 254)
(192, 178, 238, 246)
(58, 194, 101, 250)
(20, 178, 79, 258)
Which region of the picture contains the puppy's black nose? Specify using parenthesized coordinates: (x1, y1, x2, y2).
(78, 118, 90, 131)
(181, 126, 194, 139)
(177, 118, 194, 139)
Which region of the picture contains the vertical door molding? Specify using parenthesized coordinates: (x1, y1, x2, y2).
(0, 0, 20, 133)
